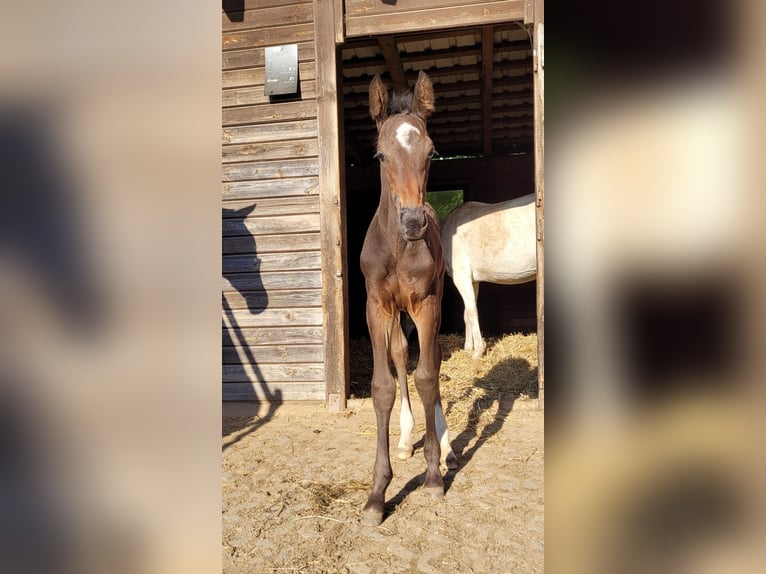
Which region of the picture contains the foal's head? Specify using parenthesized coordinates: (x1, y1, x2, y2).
(369, 71, 436, 242)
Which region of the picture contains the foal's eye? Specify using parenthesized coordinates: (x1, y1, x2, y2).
(428, 148, 438, 159)
(374, 151, 386, 162)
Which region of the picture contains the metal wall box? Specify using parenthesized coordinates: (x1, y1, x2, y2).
(264, 44, 299, 96)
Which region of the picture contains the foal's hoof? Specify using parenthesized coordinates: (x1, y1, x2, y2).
(396, 446, 413, 460)
(441, 452, 458, 471)
(424, 485, 445, 500)
(361, 508, 384, 526)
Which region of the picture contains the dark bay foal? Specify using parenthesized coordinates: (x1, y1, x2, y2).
(360, 71, 456, 527)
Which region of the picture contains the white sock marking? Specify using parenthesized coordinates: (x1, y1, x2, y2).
(399, 395, 415, 450)
(435, 401, 451, 459)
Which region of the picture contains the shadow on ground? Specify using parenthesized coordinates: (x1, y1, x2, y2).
(372, 337, 538, 521)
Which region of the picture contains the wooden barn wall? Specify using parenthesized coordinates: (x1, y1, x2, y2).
(344, 0, 526, 37)
(345, 154, 536, 340)
(222, 0, 325, 401)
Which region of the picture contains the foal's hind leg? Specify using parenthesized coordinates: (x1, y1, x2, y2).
(435, 396, 458, 470)
(391, 313, 414, 460)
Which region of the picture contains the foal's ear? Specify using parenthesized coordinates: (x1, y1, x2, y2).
(412, 71, 435, 121)
(369, 74, 389, 128)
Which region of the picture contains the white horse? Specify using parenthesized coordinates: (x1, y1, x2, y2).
(441, 194, 538, 358)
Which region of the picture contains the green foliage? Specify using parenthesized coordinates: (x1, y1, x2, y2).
(426, 189, 464, 223)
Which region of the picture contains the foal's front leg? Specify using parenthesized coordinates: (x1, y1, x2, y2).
(362, 304, 396, 526)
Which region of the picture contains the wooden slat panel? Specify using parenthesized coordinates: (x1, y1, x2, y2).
(223, 81, 317, 108)
(222, 288, 322, 311)
(345, 1, 526, 37)
(221, 213, 320, 236)
(222, 326, 324, 346)
(345, 0, 509, 16)
(223, 364, 325, 382)
(223, 139, 319, 164)
(222, 100, 317, 126)
(342, 66, 528, 90)
(223, 118, 318, 144)
(222, 270, 321, 290)
(223, 23, 315, 51)
(221, 0, 310, 15)
(222, 232, 320, 255)
(222, 251, 321, 273)
(221, 0, 327, 405)
(223, 42, 315, 71)
(222, 344, 324, 365)
(222, 382, 325, 401)
(223, 62, 316, 90)
(222, 176, 319, 200)
(222, 158, 319, 182)
(223, 307, 323, 328)
(222, 3, 313, 33)
(222, 195, 319, 216)
(224, 0, 314, 15)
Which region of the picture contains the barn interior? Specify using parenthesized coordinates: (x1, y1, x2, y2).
(340, 24, 538, 340)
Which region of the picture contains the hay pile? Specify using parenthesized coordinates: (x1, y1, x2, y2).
(439, 333, 538, 430)
(350, 332, 538, 433)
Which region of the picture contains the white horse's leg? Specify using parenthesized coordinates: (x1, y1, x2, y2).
(391, 314, 414, 459)
(468, 281, 485, 358)
(452, 271, 482, 355)
(455, 275, 485, 358)
(435, 398, 458, 470)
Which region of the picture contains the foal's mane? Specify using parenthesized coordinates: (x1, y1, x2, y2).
(388, 90, 413, 115)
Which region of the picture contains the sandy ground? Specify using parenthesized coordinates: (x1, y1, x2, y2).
(222, 393, 544, 573)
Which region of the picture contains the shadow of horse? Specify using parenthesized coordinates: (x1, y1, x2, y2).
(222, 204, 282, 450)
(384, 342, 537, 512)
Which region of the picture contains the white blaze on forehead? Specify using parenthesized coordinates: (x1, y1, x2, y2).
(395, 122, 420, 152)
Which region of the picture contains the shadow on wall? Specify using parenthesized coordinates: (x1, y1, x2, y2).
(222, 204, 282, 449)
(222, 0, 245, 23)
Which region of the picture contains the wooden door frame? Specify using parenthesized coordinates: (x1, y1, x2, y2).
(528, 0, 543, 409)
(317, 0, 544, 411)
(315, 0, 349, 412)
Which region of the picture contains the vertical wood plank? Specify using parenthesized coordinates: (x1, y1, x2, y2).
(533, 5, 544, 409)
(524, 0, 535, 24)
(334, 0, 344, 43)
(378, 35, 409, 92)
(314, 0, 349, 412)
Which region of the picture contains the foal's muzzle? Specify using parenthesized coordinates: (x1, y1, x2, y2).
(400, 207, 428, 241)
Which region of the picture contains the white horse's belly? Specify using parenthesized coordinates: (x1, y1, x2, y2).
(472, 260, 536, 284)
(458, 200, 537, 284)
